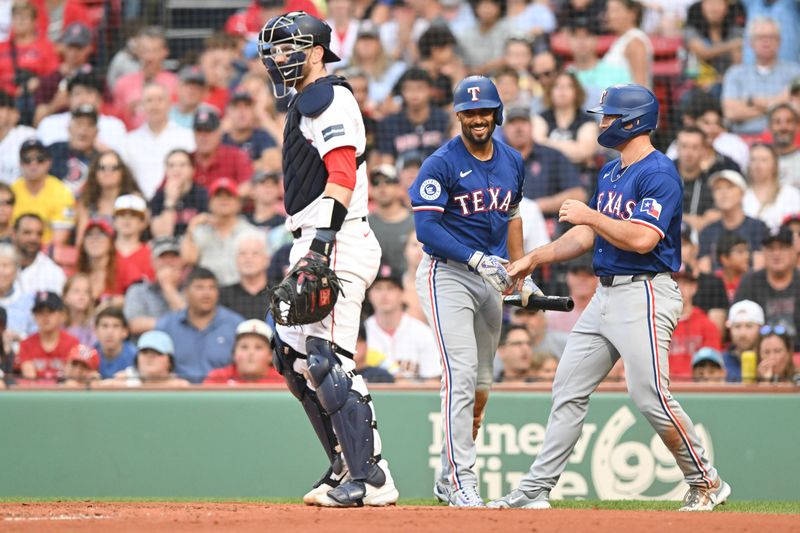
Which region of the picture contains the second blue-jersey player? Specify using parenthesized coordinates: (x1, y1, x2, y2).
(410, 76, 527, 507)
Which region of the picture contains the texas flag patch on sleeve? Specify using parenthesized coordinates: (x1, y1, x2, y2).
(639, 198, 662, 220)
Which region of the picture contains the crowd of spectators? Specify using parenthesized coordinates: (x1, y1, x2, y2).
(1, 0, 799, 390)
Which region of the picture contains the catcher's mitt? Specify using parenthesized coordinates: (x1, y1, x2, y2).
(268, 252, 344, 326)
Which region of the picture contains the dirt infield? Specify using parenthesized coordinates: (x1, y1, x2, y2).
(2, 502, 796, 533)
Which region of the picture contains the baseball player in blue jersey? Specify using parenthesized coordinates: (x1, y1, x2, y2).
(489, 85, 731, 512)
(410, 76, 529, 507)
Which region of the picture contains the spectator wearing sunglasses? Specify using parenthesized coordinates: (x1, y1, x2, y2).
(733, 225, 800, 350)
(11, 139, 75, 245)
(530, 51, 559, 115)
(756, 324, 797, 383)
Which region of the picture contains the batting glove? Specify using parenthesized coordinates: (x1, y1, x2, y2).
(468, 251, 513, 293)
(521, 276, 544, 306)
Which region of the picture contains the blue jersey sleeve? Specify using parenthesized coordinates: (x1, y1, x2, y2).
(630, 172, 682, 239)
(409, 156, 474, 263)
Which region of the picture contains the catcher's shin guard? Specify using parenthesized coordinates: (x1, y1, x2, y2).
(306, 336, 381, 482)
(273, 333, 339, 464)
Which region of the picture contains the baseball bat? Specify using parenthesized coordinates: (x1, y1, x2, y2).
(503, 294, 575, 312)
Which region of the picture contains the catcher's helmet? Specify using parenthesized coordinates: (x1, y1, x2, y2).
(258, 11, 341, 98)
(453, 75, 504, 126)
(586, 84, 659, 148)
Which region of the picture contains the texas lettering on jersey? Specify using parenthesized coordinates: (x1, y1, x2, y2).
(595, 190, 637, 220)
(452, 187, 513, 215)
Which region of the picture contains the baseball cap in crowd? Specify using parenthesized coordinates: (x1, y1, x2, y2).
(193, 106, 221, 131)
(373, 263, 403, 289)
(113, 194, 147, 216)
(762, 225, 793, 246)
(19, 138, 48, 159)
(151, 236, 181, 257)
(60, 22, 92, 47)
(505, 106, 533, 122)
(370, 164, 399, 185)
(672, 262, 697, 281)
(230, 90, 254, 105)
(137, 330, 175, 355)
(179, 65, 206, 86)
(357, 20, 381, 39)
(727, 299, 765, 326)
(692, 347, 723, 369)
(71, 103, 98, 123)
(708, 169, 747, 192)
(85, 218, 114, 237)
(209, 177, 239, 197)
(781, 212, 800, 227)
(67, 344, 100, 371)
(252, 170, 281, 184)
(236, 319, 274, 342)
(32, 291, 64, 312)
(243, 39, 260, 60)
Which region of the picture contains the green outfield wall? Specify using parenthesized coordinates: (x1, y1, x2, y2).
(0, 390, 797, 501)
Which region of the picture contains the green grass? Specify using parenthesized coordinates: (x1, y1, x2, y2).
(0, 497, 797, 514)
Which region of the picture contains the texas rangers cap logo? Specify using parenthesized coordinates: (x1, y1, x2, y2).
(467, 87, 481, 101)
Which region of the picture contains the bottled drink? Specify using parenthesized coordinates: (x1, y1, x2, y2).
(741, 351, 757, 384)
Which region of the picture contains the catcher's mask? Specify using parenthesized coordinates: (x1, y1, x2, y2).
(258, 11, 340, 99)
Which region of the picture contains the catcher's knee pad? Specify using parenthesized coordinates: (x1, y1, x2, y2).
(306, 336, 377, 481)
(273, 332, 339, 463)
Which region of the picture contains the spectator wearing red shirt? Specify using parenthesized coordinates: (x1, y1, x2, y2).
(669, 264, 722, 381)
(204, 319, 281, 384)
(192, 106, 253, 195)
(197, 33, 237, 114)
(33, 22, 94, 124)
(29, 0, 94, 43)
(112, 26, 178, 130)
(77, 218, 124, 307)
(224, 0, 320, 40)
(17, 291, 79, 381)
(0, 1, 60, 95)
(112, 194, 154, 292)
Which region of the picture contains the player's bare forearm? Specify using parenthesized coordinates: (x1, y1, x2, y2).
(507, 225, 594, 281)
(507, 217, 524, 262)
(586, 211, 660, 253)
(323, 182, 354, 209)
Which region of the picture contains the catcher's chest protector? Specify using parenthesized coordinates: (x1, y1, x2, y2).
(282, 76, 354, 216)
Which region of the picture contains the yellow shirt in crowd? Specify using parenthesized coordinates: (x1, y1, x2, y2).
(11, 176, 76, 244)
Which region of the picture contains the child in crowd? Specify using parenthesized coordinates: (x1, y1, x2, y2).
(61, 344, 101, 387)
(17, 292, 79, 382)
(203, 319, 281, 384)
(722, 300, 764, 382)
(714, 232, 750, 302)
(691, 347, 727, 383)
(100, 330, 189, 387)
(113, 194, 154, 292)
(93, 306, 136, 379)
(62, 274, 96, 346)
(529, 351, 558, 382)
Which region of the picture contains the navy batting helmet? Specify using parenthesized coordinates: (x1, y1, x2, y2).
(453, 75, 504, 126)
(258, 11, 341, 98)
(586, 84, 659, 148)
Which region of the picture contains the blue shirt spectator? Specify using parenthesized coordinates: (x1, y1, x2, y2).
(96, 341, 137, 379)
(741, 0, 800, 65)
(155, 267, 244, 383)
